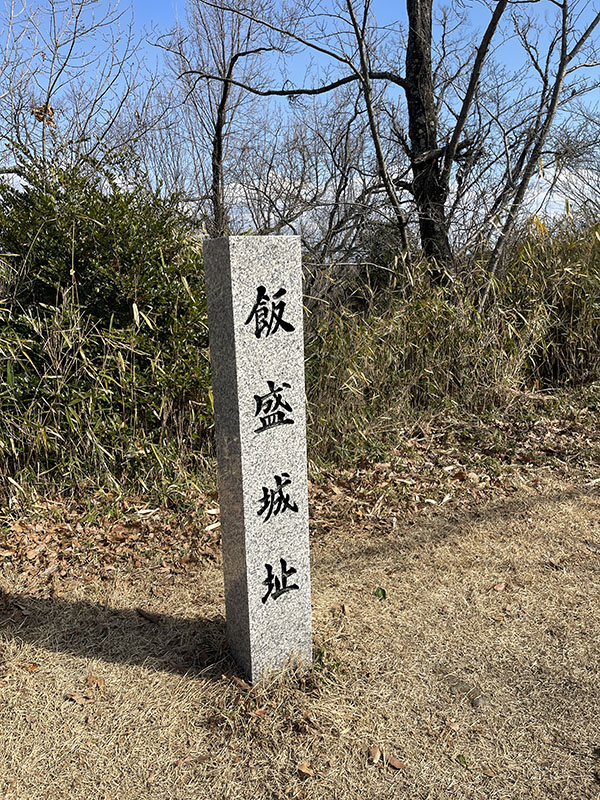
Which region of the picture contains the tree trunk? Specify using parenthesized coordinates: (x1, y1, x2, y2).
(405, 0, 454, 279)
(210, 78, 229, 238)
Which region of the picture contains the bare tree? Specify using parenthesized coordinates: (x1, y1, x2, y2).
(0, 0, 159, 181)
(545, 108, 600, 215)
(479, 0, 600, 305)
(153, 0, 278, 236)
(0, 0, 39, 176)
(238, 95, 375, 252)
(180, 0, 600, 285)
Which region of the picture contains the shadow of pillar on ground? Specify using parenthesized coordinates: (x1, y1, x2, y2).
(0, 591, 231, 681)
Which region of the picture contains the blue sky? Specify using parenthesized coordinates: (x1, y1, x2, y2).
(131, 0, 512, 90)
(130, 0, 599, 111)
(133, 0, 181, 31)
(132, 0, 493, 29)
(132, 0, 495, 45)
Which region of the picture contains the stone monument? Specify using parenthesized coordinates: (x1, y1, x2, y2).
(203, 236, 312, 681)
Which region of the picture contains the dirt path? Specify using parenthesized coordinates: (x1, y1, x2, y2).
(1, 472, 599, 799)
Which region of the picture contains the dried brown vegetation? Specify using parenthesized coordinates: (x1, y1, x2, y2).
(1, 411, 599, 799)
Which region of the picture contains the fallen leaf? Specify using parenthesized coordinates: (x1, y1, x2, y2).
(481, 765, 497, 777)
(66, 691, 89, 706)
(232, 676, 252, 692)
(493, 582, 507, 592)
(374, 587, 387, 601)
(86, 674, 105, 691)
(297, 761, 314, 779)
(367, 745, 381, 765)
(386, 755, 407, 770)
(445, 718, 460, 732)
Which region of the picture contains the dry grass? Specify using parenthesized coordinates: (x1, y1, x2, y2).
(1, 470, 600, 799)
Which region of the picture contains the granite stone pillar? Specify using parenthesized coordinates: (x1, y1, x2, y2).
(203, 236, 312, 681)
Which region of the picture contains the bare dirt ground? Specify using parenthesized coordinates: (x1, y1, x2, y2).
(1, 416, 600, 799)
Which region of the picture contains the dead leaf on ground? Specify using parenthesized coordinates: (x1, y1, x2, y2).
(297, 761, 315, 779)
(481, 765, 498, 777)
(493, 581, 507, 592)
(367, 745, 381, 765)
(19, 662, 39, 673)
(86, 674, 106, 692)
(66, 691, 92, 706)
(386, 754, 407, 770)
(232, 675, 252, 692)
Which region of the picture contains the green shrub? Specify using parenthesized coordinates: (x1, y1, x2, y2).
(0, 149, 212, 497)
